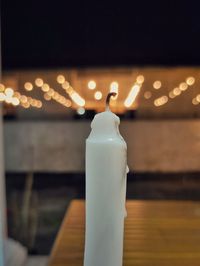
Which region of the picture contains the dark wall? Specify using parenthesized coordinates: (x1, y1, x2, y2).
(1, 1, 200, 69)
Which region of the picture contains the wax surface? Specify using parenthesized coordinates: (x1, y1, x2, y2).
(84, 110, 128, 266)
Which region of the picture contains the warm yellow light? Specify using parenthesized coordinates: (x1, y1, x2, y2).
(62, 81, 70, 90)
(24, 82, 33, 91)
(47, 88, 54, 96)
(70, 91, 85, 106)
(169, 91, 176, 98)
(44, 93, 51, 101)
(22, 102, 30, 109)
(153, 80, 162, 89)
(144, 91, 152, 99)
(192, 98, 199, 105)
(154, 96, 168, 107)
(88, 80, 96, 90)
(173, 87, 181, 96)
(110, 82, 119, 98)
(41, 83, 50, 92)
(30, 99, 37, 107)
(20, 95, 28, 103)
(136, 75, 144, 84)
(124, 84, 140, 108)
(179, 82, 188, 91)
(0, 93, 5, 101)
(77, 107, 85, 115)
(94, 91, 103, 100)
(5, 96, 12, 104)
(14, 92, 21, 98)
(36, 101, 42, 108)
(196, 94, 200, 102)
(35, 78, 44, 87)
(11, 97, 20, 106)
(5, 88, 14, 97)
(0, 84, 5, 92)
(186, 77, 195, 86)
(65, 99, 72, 107)
(52, 92, 59, 100)
(57, 75, 65, 84)
(66, 86, 73, 94)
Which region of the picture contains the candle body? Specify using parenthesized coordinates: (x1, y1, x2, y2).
(84, 111, 127, 266)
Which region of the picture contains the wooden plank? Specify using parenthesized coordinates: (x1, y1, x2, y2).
(49, 200, 200, 266)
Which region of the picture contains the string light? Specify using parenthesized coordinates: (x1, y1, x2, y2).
(35, 78, 44, 87)
(94, 91, 103, 100)
(144, 91, 152, 99)
(62, 81, 70, 90)
(57, 75, 65, 84)
(196, 94, 200, 102)
(11, 97, 20, 106)
(186, 77, 195, 86)
(169, 91, 176, 99)
(179, 82, 188, 91)
(192, 98, 199, 105)
(5, 88, 14, 97)
(173, 87, 181, 96)
(0, 84, 5, 92)
(24, 82, 33, 91)
(44, 93, 51, 101)
(136, 75, 144, 84)
(77, 107, 85, 115)
(153, 80, 162, 89)
(154, 96, 168, 107)
(88, 80, 96, 90)
(124, 84, 141, 108)
(0, 93, 5, 101)
(41, 83, 50, 92)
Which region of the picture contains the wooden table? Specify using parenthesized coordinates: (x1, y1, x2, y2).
(49, 200, 200, 266)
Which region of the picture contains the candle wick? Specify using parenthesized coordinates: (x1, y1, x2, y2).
(106, 92, 117, 111)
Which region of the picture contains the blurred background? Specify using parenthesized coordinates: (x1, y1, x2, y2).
(1, 0, 200, 265)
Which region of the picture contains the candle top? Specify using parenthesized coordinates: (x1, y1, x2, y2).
(88, 109, 126, 145)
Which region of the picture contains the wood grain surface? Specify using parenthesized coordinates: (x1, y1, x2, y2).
(49, 200, 200, 266)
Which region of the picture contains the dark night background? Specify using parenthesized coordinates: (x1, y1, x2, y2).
(1, 1, 200, 69)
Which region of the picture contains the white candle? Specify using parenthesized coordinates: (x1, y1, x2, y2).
(84, 93, 128, 266)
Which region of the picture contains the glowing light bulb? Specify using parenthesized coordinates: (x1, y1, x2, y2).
(24, 82, 33, 91)
(192, 98, 199, 105)
(153, 80, 162, 89)
(62, 81, 70, 90)
(65, 99, 72, 107)
(179, 82, 188, 91)
(88, 80, 96, 90)
(77, 107, 85, 115)
(154, 96, 168, 107)
(169, 91, 176, 98)
(186, 77, 195, 86)
(173, 87, 181, 96)
(11, 97, 20, 106)
(136, 75, 144, 84)
(0, 84, 5, 92)
(144, 91, 152, 99)
(5, 88, 14, 97)
(20, 95, 28, 103)
(70, 91, 85, 106)
(0, 93, 5, 101)
(35, 78, 44, 87)
(94, 91, 102, 100)
(124, 84, 140, 107)
(196, 94, 200, 102)
(57, 75, 65, 84)
(44, 93, 51, 101)
(41, 83, 50, 92)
